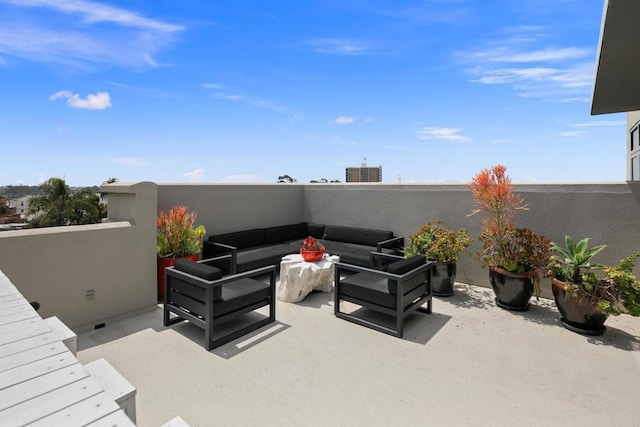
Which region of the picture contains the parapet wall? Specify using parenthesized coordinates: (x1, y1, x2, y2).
(2, 181, 638, 330)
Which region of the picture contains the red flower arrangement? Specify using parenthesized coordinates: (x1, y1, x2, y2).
(468, 165, 551, 297)
(300, 236, 325, 261)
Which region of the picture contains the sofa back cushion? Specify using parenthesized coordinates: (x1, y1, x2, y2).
(209, 228, 265, 250)
(173, 259, 223, 300)
(324, 225, 393, 246)
(387, 255, 426, 294)
(264, 223, 308, 244)
(307, 223, 326, 239)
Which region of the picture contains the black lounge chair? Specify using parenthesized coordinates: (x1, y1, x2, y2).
(334, 253, 433, 338)
(163, 256, 276, 350)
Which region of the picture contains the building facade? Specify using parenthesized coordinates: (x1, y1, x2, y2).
(628, 111, 640, 181)
(345, 163, 382, 182)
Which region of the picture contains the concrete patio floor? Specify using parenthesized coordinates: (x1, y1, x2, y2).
(76, 283, 640, 427)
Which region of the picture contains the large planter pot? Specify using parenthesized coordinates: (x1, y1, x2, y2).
(432, 261, 456, 297)
(300, 249, 325, 262)
(551, 278, 608, 336)
(489, 266, 533, 311)
(157, 254, 199, 302)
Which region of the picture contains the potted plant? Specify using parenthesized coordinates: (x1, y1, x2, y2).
(468, 164, 551, 310)
(156, 205, 206, 302)
(403, 219, 471, 296)
(300, 236, 325, 262)
(548, 236, 640, 335)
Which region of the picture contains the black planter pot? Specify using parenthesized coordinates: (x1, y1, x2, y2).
(432, 262, 456, 297)
(489, 266, 533, 311)
(551, 278, 608, 336)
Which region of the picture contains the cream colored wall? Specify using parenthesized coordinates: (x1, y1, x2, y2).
(628, 111, 640, 180)
(0, 182, 157, 331)
(2, 181, 638, 330)
(158, 182, 640, 298)
(157, 183, 305, 236)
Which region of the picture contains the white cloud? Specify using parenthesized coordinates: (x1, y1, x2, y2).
(571, 121, 625, 127)
(208, 90, 286, 113)
(49, 91, 112, 110)
(334, 116, 356, 125)
(184, 168, 204, 182)
(488, 47, 592, 63)
(457, 25, 595, 103)
(364, 117, 374, 123)
(0, 0, 183, 69)
(302, 39, 369, 56)
(201, 83, 226, 90)
(558, 130, 589, 138)
(415, 127, 470, 142)
(2, 0, 182, 32)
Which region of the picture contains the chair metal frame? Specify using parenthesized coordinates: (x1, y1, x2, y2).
(334, 252, 433, 338)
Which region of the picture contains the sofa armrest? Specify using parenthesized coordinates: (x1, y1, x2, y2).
(376, 236, 404, 253)
(203, 241, 238, 273)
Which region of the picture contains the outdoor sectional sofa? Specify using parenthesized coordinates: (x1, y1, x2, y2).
(202, 222, 403, 273)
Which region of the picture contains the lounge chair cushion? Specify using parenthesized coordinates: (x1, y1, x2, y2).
(174, 259, 222, 281)
(339, 273, 396, 309)
(216, 278, 271, 317)
(387, 256, 426, 294)
(173, 259, 223, 301)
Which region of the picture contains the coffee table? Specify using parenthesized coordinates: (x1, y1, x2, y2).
(277, 253, 340, 302)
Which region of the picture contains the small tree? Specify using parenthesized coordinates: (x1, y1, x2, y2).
(277, 174, 297, 183)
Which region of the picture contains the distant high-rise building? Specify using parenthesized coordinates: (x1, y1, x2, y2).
(346, 162, 382, 182)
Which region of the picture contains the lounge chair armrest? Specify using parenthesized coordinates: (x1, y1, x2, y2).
(376, 236, 404, 252)
(368, 251, 405, 269)
(337, 261, 432, 280)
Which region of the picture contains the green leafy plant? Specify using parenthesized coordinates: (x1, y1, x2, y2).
(403, 219, 471, 263)
(548, 236, 606, 284)
(549, 236, 640, 316)
(156, 206, 206, 258)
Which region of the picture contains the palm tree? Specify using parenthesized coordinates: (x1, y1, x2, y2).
(27, 177, 70, 227)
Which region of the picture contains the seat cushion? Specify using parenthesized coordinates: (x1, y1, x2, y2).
(289, 240, 394, 267)
(215, 278, 271, 317)
(339, 273, 396, 309)
(236, 244, 295, 272)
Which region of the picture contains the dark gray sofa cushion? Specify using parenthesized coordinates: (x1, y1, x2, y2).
(236, 244, 296, 273)
(174, 258, 222, 281)
(289, 239, 394, 267)
(172, 259, 223, 300)
(339, 274, 396, 309)
(209, 228, 265, 250)
(307, 223, 326, 239)
(323, 225, 393, 247)
(387, 256, 426, 294)
(215, 278, 271, 317)
(264, 223, 307, 244)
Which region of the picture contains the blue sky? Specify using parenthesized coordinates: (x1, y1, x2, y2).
(0, 0, 625, 186)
